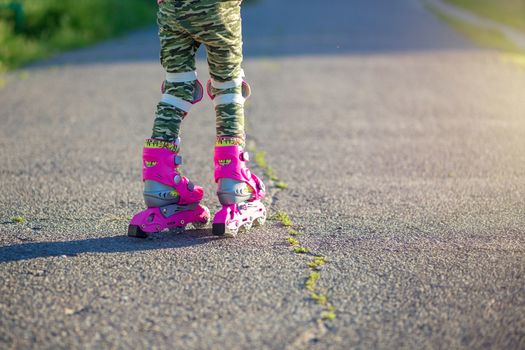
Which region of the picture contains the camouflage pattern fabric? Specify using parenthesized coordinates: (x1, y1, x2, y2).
(151, 0, 245, 143)
(152, 80, 195, 140)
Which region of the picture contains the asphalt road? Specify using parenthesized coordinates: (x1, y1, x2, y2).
(1, 0, 524, 348)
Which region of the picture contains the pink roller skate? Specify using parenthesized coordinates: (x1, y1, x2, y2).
(212, 140, 266, 237)
(128, 138, 210, 238)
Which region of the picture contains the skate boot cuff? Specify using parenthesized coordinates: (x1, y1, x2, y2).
(215, 136, 245, 148)
(144, 138, 180, 153)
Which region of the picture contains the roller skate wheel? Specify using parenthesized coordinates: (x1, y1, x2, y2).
(213, 222, 238, 237)
(128, 225, 148, 239)
(212, 223, 225, 236)
(192, 206, 210, 230)
(224, 227, 238, 238)
(241, 222, 253, 232)
(253, 214, 267, 227)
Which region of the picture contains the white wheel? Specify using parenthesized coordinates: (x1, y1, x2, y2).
(224, 227, 238, 238)
(253, 212, 267, 227)
(240, 221, 253, 232)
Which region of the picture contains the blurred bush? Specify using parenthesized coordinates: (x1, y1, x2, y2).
(445, 0, 525, 32)
(0, 0, 156, 70)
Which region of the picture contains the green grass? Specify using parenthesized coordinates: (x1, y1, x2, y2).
(276, 210, 336, 323)
(0, 0, 156, 70)
(445, 0, 525, 32)
(253, 150, 268, 169)
(427, 2, 525, 54)
(275, 181, 289, 189)
(253, 150, 288, 186)
(254, 151, 277, 180)
(293, 246, 310, 254)
(311, 292, 328, 306)
(10, 215, 26, 223)
(308, 256, 326, 269)
(287, 237, 300, 246)
(288, 229, 301, 236)
(272, 210, 293, 227)
(320, 305, 336, 321)
(305, 271, 320, 292)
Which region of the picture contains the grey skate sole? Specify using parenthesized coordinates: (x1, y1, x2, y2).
(128, 205, 210, 239)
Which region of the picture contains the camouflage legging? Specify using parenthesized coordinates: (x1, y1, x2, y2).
(152, 0, 245, 144)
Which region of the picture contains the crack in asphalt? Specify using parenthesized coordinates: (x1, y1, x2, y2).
(246, 135, 337, 347)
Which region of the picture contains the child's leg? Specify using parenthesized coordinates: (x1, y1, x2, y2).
(177, 1, 265, 236)
(128, 4, 211, 238)
(152, 4, 203, 141)
(176, 1, 246, 144)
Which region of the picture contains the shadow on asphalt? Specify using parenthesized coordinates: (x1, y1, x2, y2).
(27, 0, 472, 69)
(0, 229, 219, 263)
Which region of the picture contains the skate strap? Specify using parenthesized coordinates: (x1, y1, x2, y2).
(210, 69, 245, 89)
(165, 71, 198, 83)
(161, 94, 193, 112)
(212, 93, 245, 106)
